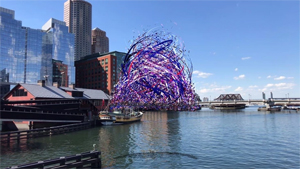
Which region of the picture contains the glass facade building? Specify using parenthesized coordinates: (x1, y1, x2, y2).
(0, 7, 26, 84)
(42, 18, 75, 85)
(0, 7, 75, 89)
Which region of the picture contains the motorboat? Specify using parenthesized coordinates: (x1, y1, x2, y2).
(98, 111, 116, 125)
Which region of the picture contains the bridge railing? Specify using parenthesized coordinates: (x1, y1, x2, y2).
(270, 98, 300, 100)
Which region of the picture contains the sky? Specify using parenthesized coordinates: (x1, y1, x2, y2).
(1, 0, 299, 100)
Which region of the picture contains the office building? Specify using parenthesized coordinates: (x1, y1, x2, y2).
(0, 7, 49, 85)
(75, 52, 119, 95)
(92, 27, 109, 54)
(64, 0, 92, 61)
(42, 18, 75, 85)
(0, 7, 75, 89)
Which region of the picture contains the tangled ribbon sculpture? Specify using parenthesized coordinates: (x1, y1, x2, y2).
(110, 29, 197, 111)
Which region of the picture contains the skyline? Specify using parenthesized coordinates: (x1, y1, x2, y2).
(1, 0, 299, 100)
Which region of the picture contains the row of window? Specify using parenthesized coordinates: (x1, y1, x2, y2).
(12, 89, 27, 97)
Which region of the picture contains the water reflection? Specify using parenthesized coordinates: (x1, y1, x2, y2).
(1, 110, 299, 168)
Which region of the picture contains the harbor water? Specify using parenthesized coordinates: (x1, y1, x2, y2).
(1, 107, 299, 168)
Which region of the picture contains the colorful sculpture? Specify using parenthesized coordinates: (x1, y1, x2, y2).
(110, 29, 197, 111)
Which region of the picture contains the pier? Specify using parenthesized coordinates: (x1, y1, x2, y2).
(1, 122, 91, 145)
(5, 151, 101, 169)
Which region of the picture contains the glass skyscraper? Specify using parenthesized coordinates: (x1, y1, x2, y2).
(42, 18, 75, 85)
(0, 7, 75, 89)
(0, 7, 26, 84)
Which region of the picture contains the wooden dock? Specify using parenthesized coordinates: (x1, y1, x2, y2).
(1, 122, 91, 145)
(5, 151, 101, 169)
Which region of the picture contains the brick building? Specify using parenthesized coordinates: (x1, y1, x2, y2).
(75, 52, 120, 95)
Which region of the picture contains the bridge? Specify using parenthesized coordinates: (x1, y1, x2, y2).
(200, 98, 300, 108)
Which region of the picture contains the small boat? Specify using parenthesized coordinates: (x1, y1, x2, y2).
(98, 111, 116, 125)
(258, 106, 281, 112)
(112, 109, 143, 124)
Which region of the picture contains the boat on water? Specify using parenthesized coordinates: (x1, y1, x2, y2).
(98, 111, 116, 125)
(112, 109, 143, 124)
(258, 106, 281, 112)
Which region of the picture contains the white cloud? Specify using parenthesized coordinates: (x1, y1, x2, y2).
(258, 76, 261, 79)
(193, 70, 213, 78)
(287, 77, 294, 79)
(241, 57, 251, 60)
(234, 74, 245, 80)
(266, 84, 274, 87)
(262, 83, 296, 91)
(235, 68, 238, 71)
(267, 75, 272, 78)
(249, 85, 258, 88)
(274, 76, 286, 80)
(235, 87, 243, 92)
(197, 85, 232, 94)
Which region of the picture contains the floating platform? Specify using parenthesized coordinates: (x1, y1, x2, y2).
(258, 107, 281, 111)
(209, 104, 246, 110)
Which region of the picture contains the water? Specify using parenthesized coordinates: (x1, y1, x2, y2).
(1, 107, 299, 168)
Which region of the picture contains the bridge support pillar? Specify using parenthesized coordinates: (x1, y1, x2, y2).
(265, 101, 275, 108)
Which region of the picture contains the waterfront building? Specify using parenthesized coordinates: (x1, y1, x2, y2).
(0, 7, 48, 85)
(2, 81, 109, 130)
(42, 18, 75, 85)
(75, 52, 121, 95)
(3, 81, 109, 110)
(0, 7, 75, 88)
(64, 0, 92, 61)
(92, 27, 109, 54)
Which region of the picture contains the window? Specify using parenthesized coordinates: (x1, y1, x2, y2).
(12, 89, 27, 97)
(102, 60, 104, 65)
(105, 58, 108, 64)
(105, 66, 108, 71)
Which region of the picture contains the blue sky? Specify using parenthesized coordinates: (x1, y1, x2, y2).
(1, 0, 299, 100)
